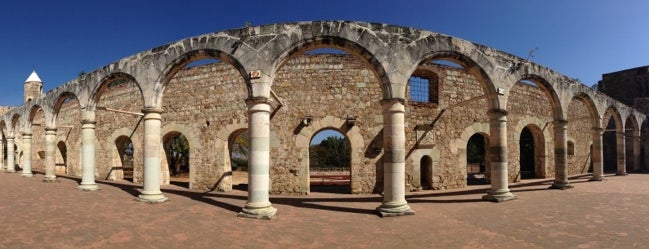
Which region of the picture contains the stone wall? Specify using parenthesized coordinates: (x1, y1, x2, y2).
(19, 53, 595, 194)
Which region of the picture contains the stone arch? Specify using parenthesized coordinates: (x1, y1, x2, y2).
(516, 75, 564, 120)
(211, 121, 248, 192)
(161, 122, 201, 189)
(602, 106, 623, 132)
(625, 114, 640, 172)
(452, 122, 490, 186)
(105, 127, 143, 182)
(51, 91, 80, 127)
(10, 114, 20, 134)
(154, 49, 250, 107)
(270, 36, 391, 99)
(570, 93, 601, 128)
(414, 51, 500, 109)
(511, 117, 551, 180)
(87, 72, 143, 111)
(55, 140, 67, 175)
(295, 116, 365, 194)
(408, 147, 440, 190)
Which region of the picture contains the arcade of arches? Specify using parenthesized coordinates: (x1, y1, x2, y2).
(0, 21, 645, 219)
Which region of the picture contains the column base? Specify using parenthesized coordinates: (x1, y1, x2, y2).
(549, 181, 574, 190)
(588, 176, 605, 181)
(238, 202, 277, 220)
(21, 172, 33, 177)
(482, 190, 517, 202)
(77, 184, 100, 191)
(5, 169, 15, 173)
(376, 202, 415, 217)
(616, 172, 628, 176)
(43, 176, 59, 183)
(135, 193, 168, 204)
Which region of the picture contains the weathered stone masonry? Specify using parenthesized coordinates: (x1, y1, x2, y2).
(0, 21, 645, 218)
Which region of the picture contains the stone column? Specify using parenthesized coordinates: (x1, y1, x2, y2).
(616, 132, 627, 175)
(589, 127, 605, 181)
(633, 135, 641, 172)
(550, 120, 573, 189)
(5, 135, 15, 173)
(239, 99, 277, 219)
(376, 99, 414, 217)
(43, 128, 58, 182)
(482, 110, 516, 202)
(21, 131, 33, 177)
(77, 111, 99, 191)
(136, 108, 168, 203)
(0, 138, 4, 171)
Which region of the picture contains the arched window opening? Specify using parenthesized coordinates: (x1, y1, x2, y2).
(420, 155, 433, 190)
(520, 127, 535, 179)
(229, 130, 250, 190)
(603, 118, 617, 173)
(163, 133, 190, 188)
(309, 129, 351, 193)
(55, 141, 67, 175)
(568, 141, 575, 156)
(467, 133, 488, 185)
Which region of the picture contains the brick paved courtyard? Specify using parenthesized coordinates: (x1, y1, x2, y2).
(1, 172, 648, 248)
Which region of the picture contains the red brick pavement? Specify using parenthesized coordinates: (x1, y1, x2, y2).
(0, 172, 648, 248)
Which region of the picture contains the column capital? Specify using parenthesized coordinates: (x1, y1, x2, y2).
(592, 127, 604, 133)
(380, 98, 406, 106)
(45, 127, 57, 132)
(142, 107, 164, 114)
(381, 98, 406, 114)
(81, 119, 97, 125)
(245, 97, 272, 106)
(552, 119, 568, 127)
(5, 135, 14, 140)
(21, 132, 32, 137)
(487, 109, 508, 118)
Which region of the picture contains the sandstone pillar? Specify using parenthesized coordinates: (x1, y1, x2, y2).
(5, 135, 15, 173)
(589, 127, 605, 181)
(633, 135, 641, 172)
(239, 99, 277, 219)
(43, 128, 58, 182)
(136, 108, 168, 203)
(482, 110, 516, 202)
(21, 131, 33, 177)
(550, 120, 573, 189)
(77, 112, 99, 191)
(616, 132, 627, 175)
(0, 138, 4, 171)
(376, 99, 414, 217)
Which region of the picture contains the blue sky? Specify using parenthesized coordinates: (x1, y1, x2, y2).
(0, 0, 647, 106)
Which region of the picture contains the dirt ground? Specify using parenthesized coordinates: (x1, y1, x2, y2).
(1, 172, 648, 248)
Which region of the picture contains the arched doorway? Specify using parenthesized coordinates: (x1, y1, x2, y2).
(420, 155, 433, 190)
(55, 141, 67, 175)
(114, 136, 134, 181)
(163, 132, 190, 188)
(603, 118, 617, 173)
(467, 133, 489, 185)
(520, 127, 535, 179)
(309, 129, 351, 193)
(229, 129, 249, 190)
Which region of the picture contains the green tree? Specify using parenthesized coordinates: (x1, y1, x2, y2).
(165, 134, 189, 176)
(231, 131, 249, 170)
(309, 136, 350, 169)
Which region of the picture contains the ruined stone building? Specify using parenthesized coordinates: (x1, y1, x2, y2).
(1, 21, 645, 218)
(597, 66, 649, 172)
